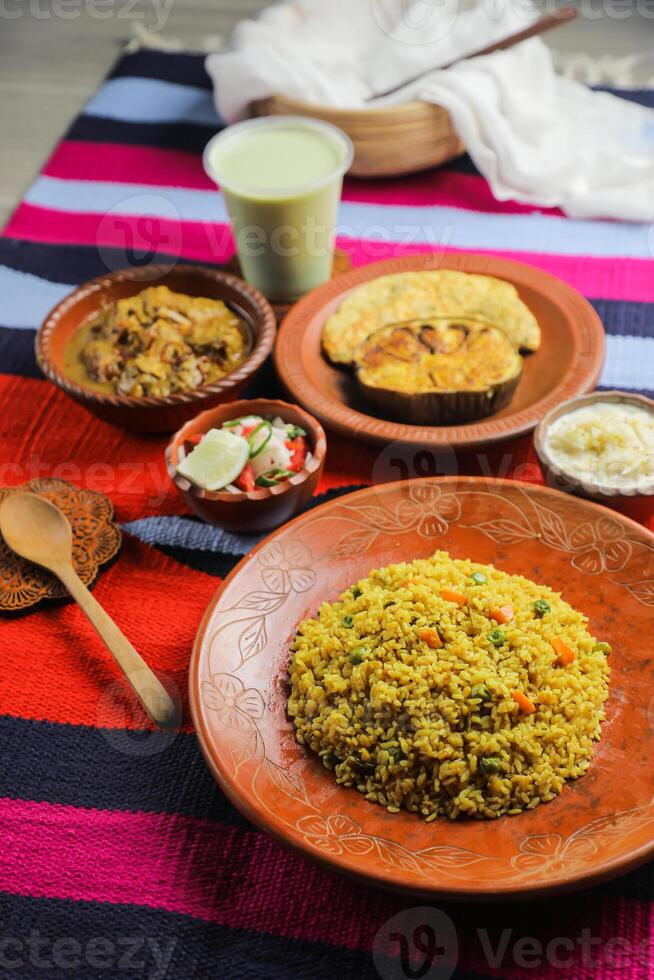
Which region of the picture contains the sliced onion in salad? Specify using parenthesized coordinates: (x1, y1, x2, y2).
(179, 414, 311, 492)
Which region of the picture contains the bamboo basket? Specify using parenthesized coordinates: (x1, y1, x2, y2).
(250, 95, 464, 178)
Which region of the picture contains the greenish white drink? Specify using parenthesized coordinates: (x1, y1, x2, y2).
(204, 117, 353, 301)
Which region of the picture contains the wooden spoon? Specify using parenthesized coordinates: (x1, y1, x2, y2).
(0, 492, 181, 730)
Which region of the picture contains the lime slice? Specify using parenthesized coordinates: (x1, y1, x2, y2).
(176, 429, 249, 491)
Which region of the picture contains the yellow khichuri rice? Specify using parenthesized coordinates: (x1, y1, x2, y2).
(287, 551, 610, 821)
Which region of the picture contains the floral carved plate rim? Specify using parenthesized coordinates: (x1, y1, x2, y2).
(0, 478, 122, 612)
(190, 477, 654, 898)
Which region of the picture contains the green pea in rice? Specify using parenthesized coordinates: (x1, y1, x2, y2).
(287, 551, 610, 821)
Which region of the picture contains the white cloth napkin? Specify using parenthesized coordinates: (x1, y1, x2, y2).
(206, 0, 654, 221)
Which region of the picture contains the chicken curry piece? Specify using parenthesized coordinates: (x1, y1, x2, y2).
(72, 286, 249, 397)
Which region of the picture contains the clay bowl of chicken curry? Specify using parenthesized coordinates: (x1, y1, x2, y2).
(36, 265, 277, 433)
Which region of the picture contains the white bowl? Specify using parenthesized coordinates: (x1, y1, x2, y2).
(534, 390, 654, 499)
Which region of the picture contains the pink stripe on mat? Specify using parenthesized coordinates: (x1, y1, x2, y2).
(342, 239, 654, 303)
(4, 204, 236, 263)
(7, 203, 654, 303)
(0, 797, 651, 979)
(43, 142, 213, 192)
(344, 170, 565, 216)
(44, 140, 563, 216)
(0, 797, 403, 947)
(0, 798, 353, 934)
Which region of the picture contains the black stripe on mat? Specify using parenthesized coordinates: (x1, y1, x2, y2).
(107, 49, 213, 90)
(0, 892, 411, 980)
(0, 883, 650, 980)
(2, 324, 652, 388)
(156, 544, 240, 579)
(2, 237, 654, 338)
(590, 299, 654, 340)
(1, 711, 653, 913)
(596, 385, 654, 399)
(0, 715, 248, 826)
(0, 327, 40, 378)
(595, 86, 654, 109)
(0, 238, 199, 285)
(150, 485, 369, 577)
(444, 153, 481, 177)
(65, 115, 219, 154)
(1, 308, 651, 386)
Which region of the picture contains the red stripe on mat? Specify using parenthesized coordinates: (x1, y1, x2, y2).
(43, 141, 564, 216)
(0, 375, 184, 520)
(0, 376, 372, 506)
(0, 796, 651, 979)
(1, 377, 649, 533)
(7, 204, 653, 303)
(0, 533, 215, 729)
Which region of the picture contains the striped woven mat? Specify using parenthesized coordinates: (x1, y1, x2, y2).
(0, 47, 652, 979)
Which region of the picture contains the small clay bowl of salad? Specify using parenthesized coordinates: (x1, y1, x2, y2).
(166, 398, 326, 532)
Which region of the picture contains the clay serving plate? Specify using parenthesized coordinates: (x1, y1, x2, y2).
(166, 398, 326, 533)
(535, 390, 654, 499)
(274, 253, 605, 450)
(191, 477, 654, 899)
(36, 265, 277, 433)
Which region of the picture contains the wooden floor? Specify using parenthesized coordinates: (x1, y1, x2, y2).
(1, 0, 652, 228)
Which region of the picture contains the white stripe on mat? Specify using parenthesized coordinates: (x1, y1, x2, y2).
(84, 77, 220, 127)
(23, 176, 653, 259)
(0, 268, 74, 329)
(24, 177, 228, 224)
(599, 335, 654, 391)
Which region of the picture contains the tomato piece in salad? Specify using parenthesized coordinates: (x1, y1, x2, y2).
(178, 415, 312, 493)
(286, 436, 307, 473)
(235, 462, 256, 492)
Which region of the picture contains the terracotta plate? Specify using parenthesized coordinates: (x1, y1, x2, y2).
(274, 254, 605, 449)
(36, 264, 276, 433)
(191, 477, 654, 899)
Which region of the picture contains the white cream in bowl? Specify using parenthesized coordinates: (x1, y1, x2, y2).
(545, 401, 654, 491)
